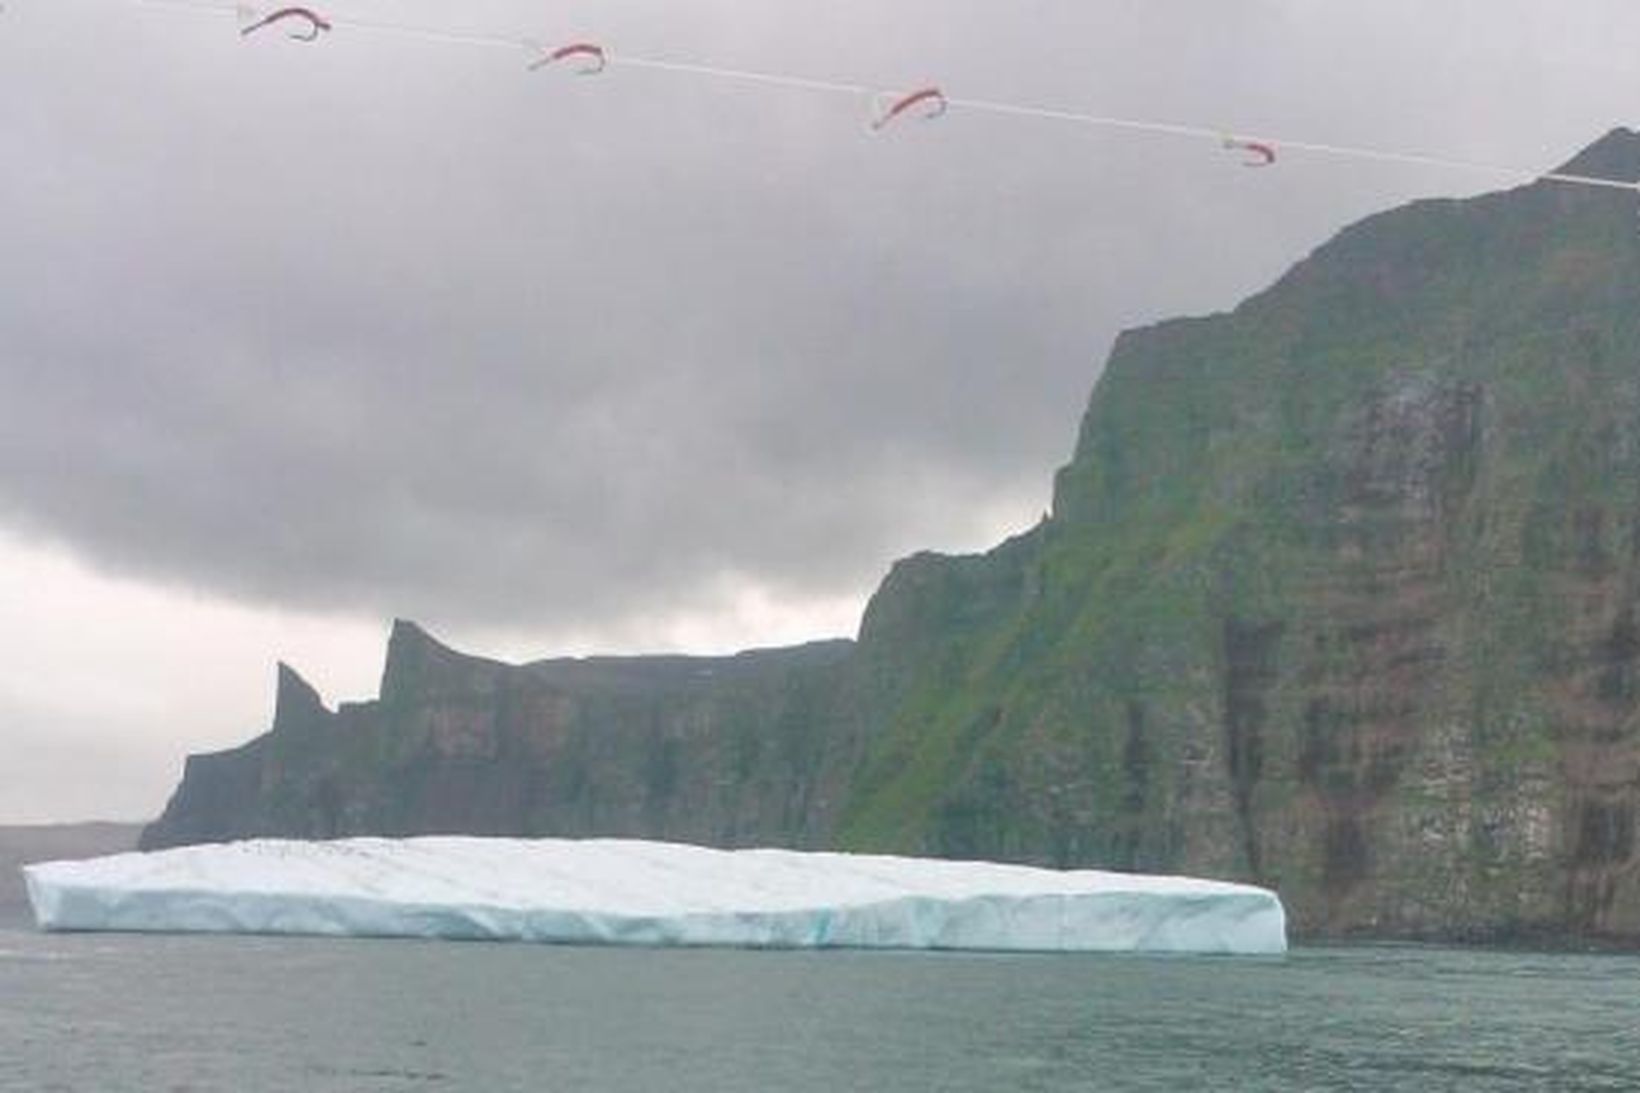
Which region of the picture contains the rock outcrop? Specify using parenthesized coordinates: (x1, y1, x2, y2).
(142, 623, 864, 852)
(145, 130, 1640, 944)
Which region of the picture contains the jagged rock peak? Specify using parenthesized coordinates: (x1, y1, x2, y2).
(380, 618, 498, 702)
(1555, 126, 1640, 183)
(386, 618, 454, 659)
(273, 662, 327, 727)
(383, 619, 443, 700)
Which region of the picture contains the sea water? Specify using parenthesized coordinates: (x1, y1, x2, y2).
(1, 910, 1635, 1091)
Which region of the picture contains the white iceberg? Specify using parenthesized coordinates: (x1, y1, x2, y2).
(24, 837, 1286, 955)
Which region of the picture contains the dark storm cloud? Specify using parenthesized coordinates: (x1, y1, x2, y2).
(2, 0, 1637, 637)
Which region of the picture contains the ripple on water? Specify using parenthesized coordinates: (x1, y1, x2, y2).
(1, 936, 1637, 1091)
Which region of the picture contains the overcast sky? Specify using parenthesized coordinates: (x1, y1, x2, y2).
(3, 0, 1638, 822)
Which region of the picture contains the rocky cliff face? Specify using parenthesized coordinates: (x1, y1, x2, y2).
(142, 624, 865, 851)
(145, 130, 1640, 943)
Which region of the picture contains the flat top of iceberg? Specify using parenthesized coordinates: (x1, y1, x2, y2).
(25, 837, 1287, 954)
(28, 837, 1266, 914)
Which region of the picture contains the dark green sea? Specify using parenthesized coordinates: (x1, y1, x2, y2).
(2, 911, 1636, 1091)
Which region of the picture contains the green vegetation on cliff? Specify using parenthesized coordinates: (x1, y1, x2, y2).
(840, 129, 1640, 939)
(146, 129, 1640, 943)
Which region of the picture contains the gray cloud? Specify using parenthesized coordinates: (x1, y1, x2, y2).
(0, 688, 176, 822)
(3, 0, 1637, 640)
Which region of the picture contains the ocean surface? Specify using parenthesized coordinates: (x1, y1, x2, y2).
(2, 908, 1637, 1092)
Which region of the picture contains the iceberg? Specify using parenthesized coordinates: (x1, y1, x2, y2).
(24, 837, 1286, 955)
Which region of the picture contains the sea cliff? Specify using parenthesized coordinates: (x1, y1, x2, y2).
(145, 129, 1640, 943)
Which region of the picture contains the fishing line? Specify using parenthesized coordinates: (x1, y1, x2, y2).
(49, 0, 1640, 195)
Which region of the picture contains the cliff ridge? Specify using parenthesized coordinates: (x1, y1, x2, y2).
(144, 131, 1640, 943)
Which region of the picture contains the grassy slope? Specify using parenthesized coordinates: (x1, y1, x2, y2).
(836, 146, 1640, 938)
